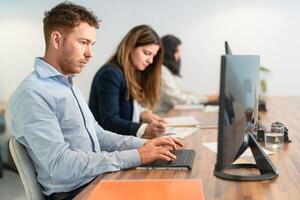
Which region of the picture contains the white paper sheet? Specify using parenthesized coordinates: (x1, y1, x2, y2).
(174, 104, 204, 110)
(163, 116, 200, 127)
(203, 105, 219, 112)
(160, 127, 199, 139)
(202, 142, 275, 157)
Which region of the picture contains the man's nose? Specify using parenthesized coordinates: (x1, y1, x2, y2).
(85, 45, 94, 58)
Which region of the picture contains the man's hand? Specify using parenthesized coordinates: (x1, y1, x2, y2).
(143, 121, 166, 139)
(138, 137, 184, 164)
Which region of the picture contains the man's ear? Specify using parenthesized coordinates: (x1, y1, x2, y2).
(50, 31, 62, 49)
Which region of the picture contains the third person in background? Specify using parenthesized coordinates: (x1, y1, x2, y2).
(156, 35, 218, 113)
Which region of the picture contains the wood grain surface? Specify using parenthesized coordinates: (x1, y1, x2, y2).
(75, 97, 300, 200)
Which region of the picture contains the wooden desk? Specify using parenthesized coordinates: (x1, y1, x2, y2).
(75, 97, 300, 200)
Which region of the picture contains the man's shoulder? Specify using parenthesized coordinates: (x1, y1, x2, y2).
(12, 72, 38, 92)
(10, 72, 51, 104)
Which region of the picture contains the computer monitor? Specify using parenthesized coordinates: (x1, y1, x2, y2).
(214, 54, 278, 181)
(225, 41, 232, 55)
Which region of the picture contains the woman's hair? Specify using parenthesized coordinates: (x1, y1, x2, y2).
(161, 35, 182, 76)
(108, 25, 163, 108)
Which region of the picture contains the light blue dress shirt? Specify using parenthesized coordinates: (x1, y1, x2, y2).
(8, 58, 145, 196)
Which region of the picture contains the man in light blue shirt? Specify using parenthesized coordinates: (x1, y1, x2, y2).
(8, 2, 182, 200)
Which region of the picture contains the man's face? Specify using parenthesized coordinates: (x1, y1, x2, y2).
(57, 22, 96, 75)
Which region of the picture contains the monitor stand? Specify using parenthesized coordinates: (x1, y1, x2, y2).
(214, 133, 279, 181)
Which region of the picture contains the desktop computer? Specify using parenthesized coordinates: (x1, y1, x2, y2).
(214, 47, 278, 181)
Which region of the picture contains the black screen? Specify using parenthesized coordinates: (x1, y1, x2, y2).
(216, 55, 260, 170)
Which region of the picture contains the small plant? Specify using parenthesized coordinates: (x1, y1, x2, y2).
(259, 65, 271, 95)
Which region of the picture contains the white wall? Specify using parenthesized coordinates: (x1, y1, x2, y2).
(1, 0, 300, 101)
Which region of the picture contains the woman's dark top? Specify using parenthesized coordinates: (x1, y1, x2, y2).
(89, 64, 141, 136)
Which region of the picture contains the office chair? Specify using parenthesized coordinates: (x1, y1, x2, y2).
(0, 106, 16, 177)
(9, 137, 46, 200)
(0, 108, 7, 177)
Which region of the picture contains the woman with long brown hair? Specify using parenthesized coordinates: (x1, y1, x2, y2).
(89, 25, 165, 138)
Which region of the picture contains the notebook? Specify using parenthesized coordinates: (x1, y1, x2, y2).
(161, 127, 199, 138)
(164, 116, 201, 127)
(174, 104, 205, 110)
(137, 149, 196, 170)
(87, 179, 205, 200)
(164, 116, 217, 129)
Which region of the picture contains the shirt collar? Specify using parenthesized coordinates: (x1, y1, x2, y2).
(34, 57, 75, 85)
(34, 57, 63, 79)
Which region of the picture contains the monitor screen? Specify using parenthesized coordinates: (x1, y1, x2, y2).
(215, 55, 260, 171)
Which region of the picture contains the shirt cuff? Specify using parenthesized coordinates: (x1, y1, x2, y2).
(119, 149, 141, 168)
(136, 123, 148, 138)
(140, 107, 151, 113)
(127, 136, 147, 149)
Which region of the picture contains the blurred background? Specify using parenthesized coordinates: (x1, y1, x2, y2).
(1, 0, 300, 199)
(1, 0, 300, 103)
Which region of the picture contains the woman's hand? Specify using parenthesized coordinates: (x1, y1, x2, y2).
(140, 110, 165, 124)
(207, 94, 219, 104)
(143, 121, 166, 139)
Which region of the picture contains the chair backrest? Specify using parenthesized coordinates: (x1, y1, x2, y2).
(9, 137, 45, 200)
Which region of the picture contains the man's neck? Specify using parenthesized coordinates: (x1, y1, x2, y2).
(43, 53, 68, 77)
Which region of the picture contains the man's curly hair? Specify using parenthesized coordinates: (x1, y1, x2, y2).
(43, 1, 100, 48)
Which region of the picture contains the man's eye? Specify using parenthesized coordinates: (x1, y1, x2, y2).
(79, 41, 87, 46)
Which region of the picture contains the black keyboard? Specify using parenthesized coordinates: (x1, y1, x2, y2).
(139, 149, 196, 170)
